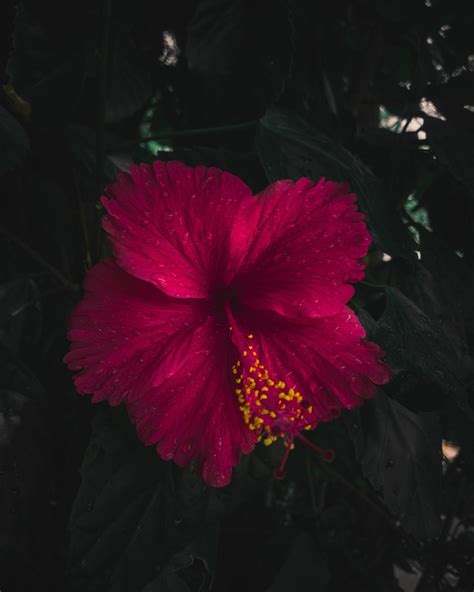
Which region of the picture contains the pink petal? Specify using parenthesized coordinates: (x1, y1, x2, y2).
(126, 316, 255, 487)
(230, 178, 371, 318)
(232, 305, 390, 426)
(102, 161, 253, 299)
(65, 259, 254, 486)
(64, 259, 205, 404)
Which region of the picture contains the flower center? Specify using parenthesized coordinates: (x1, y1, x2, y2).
(224, 301, 335, 478)
(231, 335, 317, 447)
(224, 302, 318, 448)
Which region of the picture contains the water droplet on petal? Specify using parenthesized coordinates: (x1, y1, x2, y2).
(163, 208, 175, 222)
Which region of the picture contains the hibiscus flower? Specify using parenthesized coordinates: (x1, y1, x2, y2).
(65, 161, 390, 486)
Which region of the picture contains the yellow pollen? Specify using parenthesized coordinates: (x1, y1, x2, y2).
(231, 334, 316, 449)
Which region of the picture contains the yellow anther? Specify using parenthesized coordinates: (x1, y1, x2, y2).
(288, 387, 295, 397)
(248, 334, 254, 339)
(304, 425, 312, 430)
(235, 389, 242, 394)
(270, 411, 277, 418)
(243, 351, 248, 356)
(307, 406, 313, 413)
(249, 366, 256, 373)
(260, 394, 268, 400)
(248, 345, 253, 350)
(264, 438, 273, 446)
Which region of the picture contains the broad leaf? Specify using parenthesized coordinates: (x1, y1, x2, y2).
(0, 351, 50, 589)
(348, 390, 442, 540)
(0, 278, 42, 354)
(267, 532, 329, 592)
(68, 408, 222, 592)
(423, 115, 474, 200)
(371, 287, 472, 419)
(0, 105, 29, 175)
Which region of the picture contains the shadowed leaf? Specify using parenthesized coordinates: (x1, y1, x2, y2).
(257, 108, 415, 259)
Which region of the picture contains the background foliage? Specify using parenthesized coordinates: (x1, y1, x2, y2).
(1, 0, 474, 590)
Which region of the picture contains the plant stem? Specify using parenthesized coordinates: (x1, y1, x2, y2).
(140, 120, 258, 143)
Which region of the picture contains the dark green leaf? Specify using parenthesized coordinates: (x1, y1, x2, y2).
(371, 287, 472, 418)
(0, 105, 29, 175)
(7, 4, 89, 123)
(106, 37, 153, 123)
(348, 390, 442, 539)
(0, 386, 49, 549)
(0, 353, 50, 587)
(142, 571, 191, 592)
(267, 532, 329, 591)
(423, 115, 474, 200)
(419, 230, 474, 359)
(66, 124, 119, 181)
(68, 408, 221, 592)
(257, 108, 415, 259)
(0, 277, 42, 354)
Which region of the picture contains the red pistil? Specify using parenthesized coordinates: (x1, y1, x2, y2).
(273, 433, 335, 481)
(295, 432, 335, 463)
(273, 443, 293, 480)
